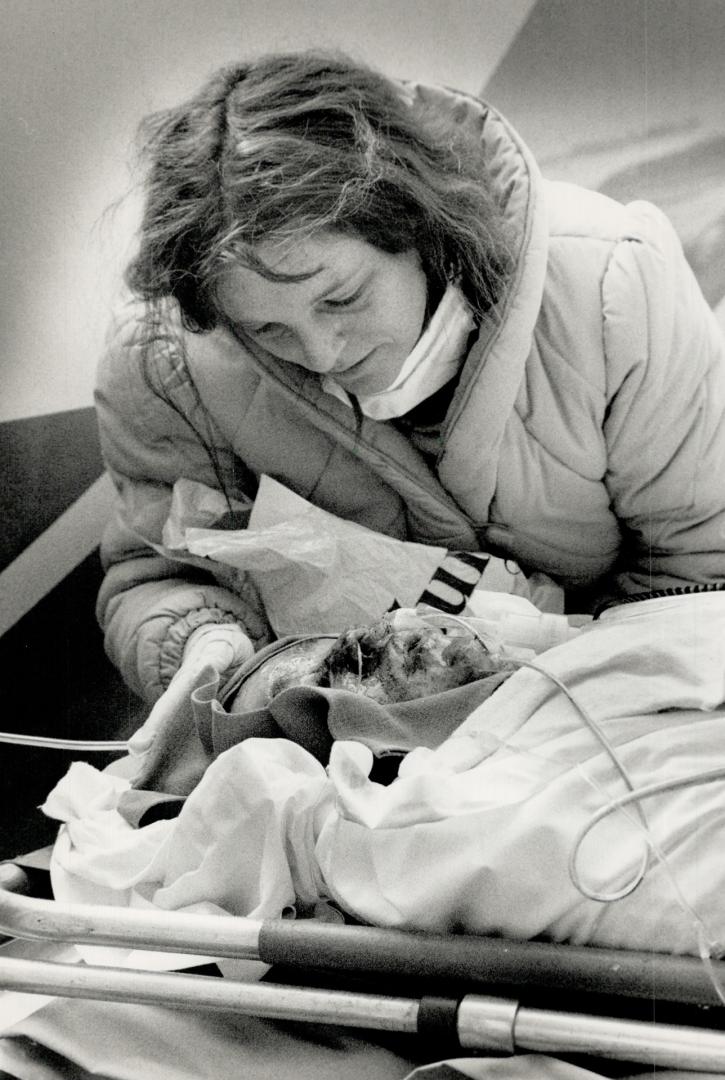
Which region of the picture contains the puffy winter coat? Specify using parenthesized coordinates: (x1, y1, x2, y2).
(95, 84, 725, 703)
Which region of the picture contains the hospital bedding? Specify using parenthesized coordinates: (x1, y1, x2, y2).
(2, 591, 725, 1077)
(42, 593, 725, 955)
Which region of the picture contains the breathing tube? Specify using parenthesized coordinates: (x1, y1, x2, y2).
(0, 733, 128, 752)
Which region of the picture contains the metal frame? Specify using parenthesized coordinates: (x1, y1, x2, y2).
(2, 864, 725, 1071)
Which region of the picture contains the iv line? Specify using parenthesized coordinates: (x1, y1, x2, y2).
(0, 731, 128, 752)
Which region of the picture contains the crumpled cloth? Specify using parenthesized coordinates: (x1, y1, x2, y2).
(44, 593, 725, 961)
(403, 1059, 721, 1079)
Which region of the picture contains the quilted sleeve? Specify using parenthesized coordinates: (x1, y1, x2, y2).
(601, 201, 725, 594)
(95, 303, 270, 702)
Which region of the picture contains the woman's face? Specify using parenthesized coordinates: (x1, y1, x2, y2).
(215, 232, 428, 396)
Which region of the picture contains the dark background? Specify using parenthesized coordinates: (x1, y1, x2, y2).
(0, 412, 143, 859)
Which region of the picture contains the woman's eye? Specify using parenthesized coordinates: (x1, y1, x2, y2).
(325, 288, 363, 309)
(253, 323, 287, 340)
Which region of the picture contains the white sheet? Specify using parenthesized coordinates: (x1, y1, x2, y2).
(44, 593, 725, 961)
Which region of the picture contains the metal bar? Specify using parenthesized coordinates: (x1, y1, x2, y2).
(457, 993, 518, 1053)
(0, 865, 28, 896)
(0, 888, 262, 959)
(0, 957, 418, 1032)
(2, 880, 725, 1006)
(4, 955, 725, 1072)
(513, 1004, 725, 1073)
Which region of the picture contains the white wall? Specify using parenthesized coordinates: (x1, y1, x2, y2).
(485, 0, 725, 165)
(0, 0, 535, 423)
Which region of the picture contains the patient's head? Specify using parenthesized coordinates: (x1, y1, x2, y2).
(233, 610, 520, 710)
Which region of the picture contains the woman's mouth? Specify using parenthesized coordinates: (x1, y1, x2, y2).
(334, 349, 374, 378)
(332, 347, 388, 393)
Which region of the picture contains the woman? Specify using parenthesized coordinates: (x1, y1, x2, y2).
(96, 50, 725, 716)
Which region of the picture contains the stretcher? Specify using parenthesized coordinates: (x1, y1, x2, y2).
(2, 860, 725, 1077)
(3, 591, 725, 1078)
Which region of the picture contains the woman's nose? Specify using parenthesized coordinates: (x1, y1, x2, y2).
(298, 323, 346, 373)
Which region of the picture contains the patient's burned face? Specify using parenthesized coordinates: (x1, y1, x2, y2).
(313, 613, 519, 703)
(233, 611, 519, 711)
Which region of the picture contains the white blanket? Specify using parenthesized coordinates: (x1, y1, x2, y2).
(44, 593, 725, 959)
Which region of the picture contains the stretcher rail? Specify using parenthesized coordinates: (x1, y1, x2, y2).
(4, 865, 725, 1071)
(1, 865, 724, 1006)
(2, 955, 725, 1071)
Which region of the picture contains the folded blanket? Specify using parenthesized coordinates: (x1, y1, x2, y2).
(126, 665, 507, 800)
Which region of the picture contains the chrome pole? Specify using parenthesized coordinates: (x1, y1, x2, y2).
(513, 1003, 725, 1073)
(0, 956, 418, 1032)
(2, 879, 725, 1007)
(0, 886, 262, 959)
(3, 956, 725, 1072)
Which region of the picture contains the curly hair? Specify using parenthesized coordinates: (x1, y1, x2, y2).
(126, 50, 513, 332)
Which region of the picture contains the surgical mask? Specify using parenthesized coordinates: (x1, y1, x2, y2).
(322, 283, 475, 421)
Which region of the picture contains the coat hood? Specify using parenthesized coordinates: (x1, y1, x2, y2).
(413, 86, 548, 517)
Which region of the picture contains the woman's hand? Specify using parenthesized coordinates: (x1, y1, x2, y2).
(127, 623, 254, 783)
